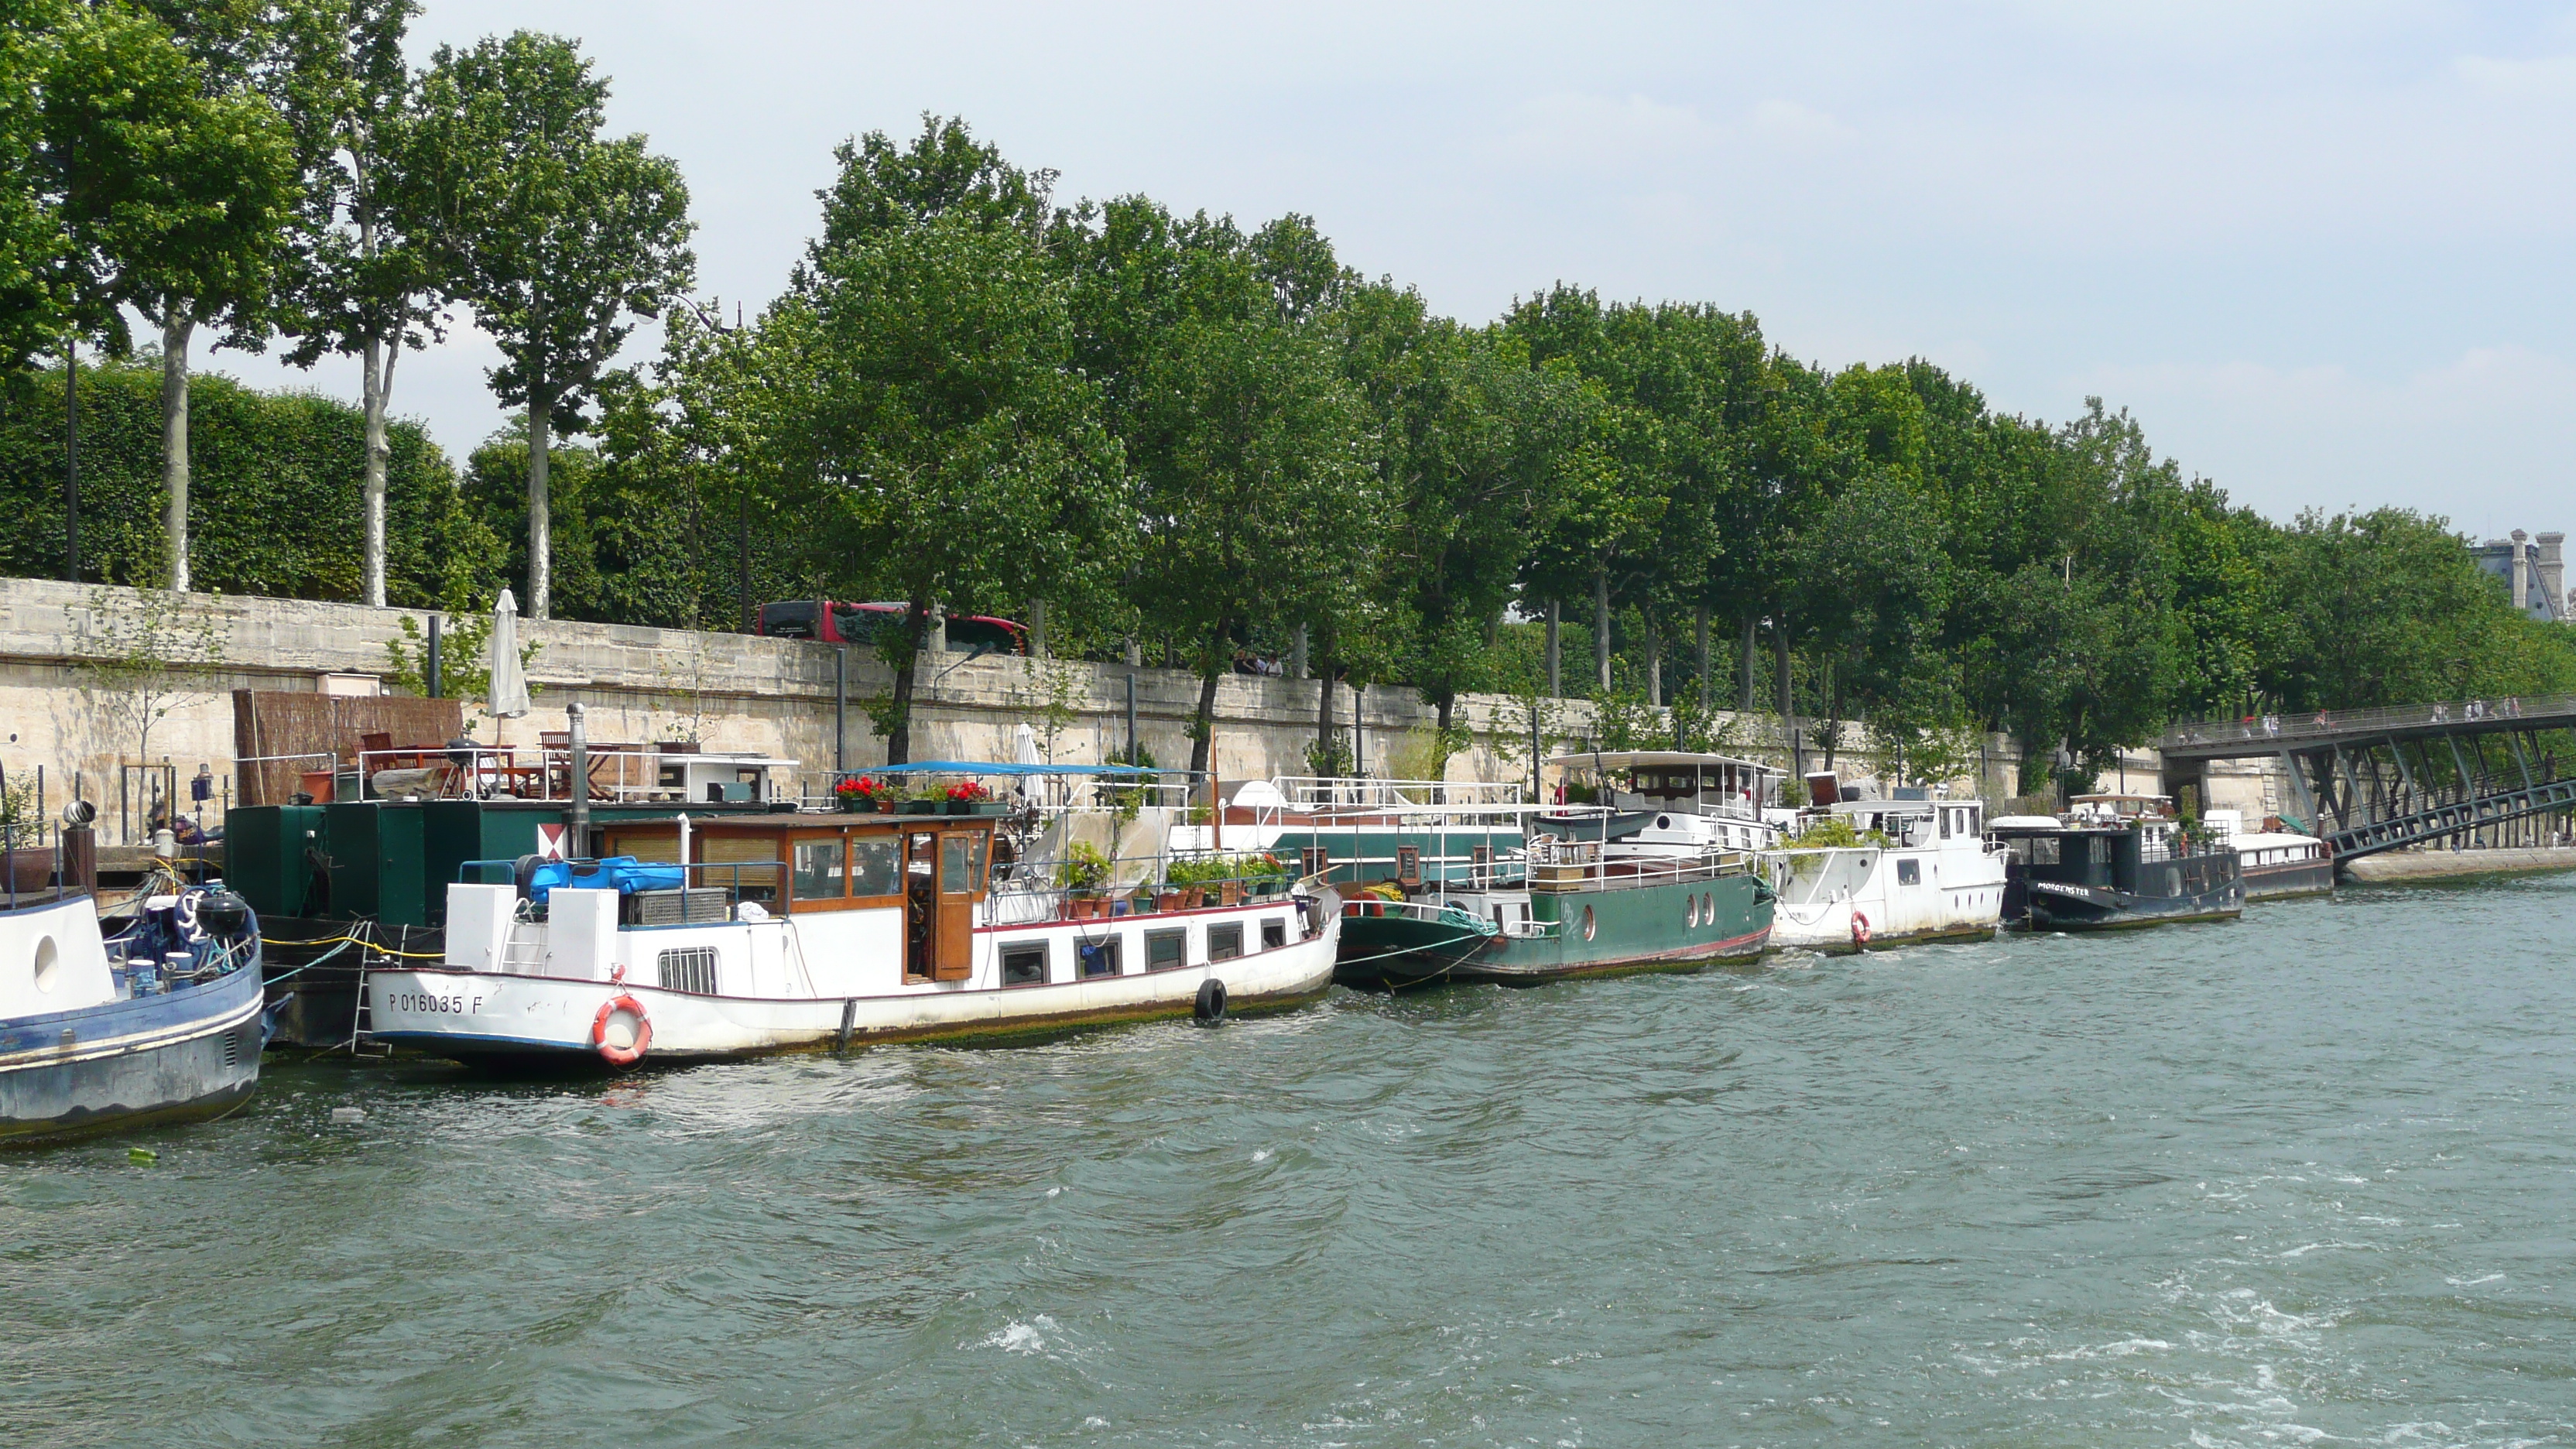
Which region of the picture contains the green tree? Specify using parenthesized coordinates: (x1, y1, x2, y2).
(0, 1, 70, 372)
(276, 0, 453, 608)
(412, 30, 694, 619)
(39, 0, 296, 591)
(0, 357, 498, 603)
(1131, 310, 1375, 772)
(776, 197, 1128, 762)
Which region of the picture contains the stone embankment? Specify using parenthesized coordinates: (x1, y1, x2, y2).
(2343, 848, 2576, 883)
(0, 577, 2019, 842)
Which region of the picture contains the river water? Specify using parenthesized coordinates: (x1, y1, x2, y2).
(8, 875, 2576, 1447)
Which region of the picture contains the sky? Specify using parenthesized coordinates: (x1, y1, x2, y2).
(201, 0, 2576, 541)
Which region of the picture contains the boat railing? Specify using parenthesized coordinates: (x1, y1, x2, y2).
(1523, 836, 1748, 891)
(1260, 776, 1528, 812)
(370, 745, 794, 807)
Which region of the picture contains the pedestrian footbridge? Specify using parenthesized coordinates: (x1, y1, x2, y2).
(2159, 696, 2576, 860)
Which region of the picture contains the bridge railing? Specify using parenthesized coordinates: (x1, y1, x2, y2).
(2162, 694, 2576, 754)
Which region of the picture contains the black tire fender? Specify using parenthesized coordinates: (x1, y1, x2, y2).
(1194, 977, 1228, 1025)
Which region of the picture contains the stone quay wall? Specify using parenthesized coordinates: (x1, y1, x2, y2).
(0, 577, 2019, 842)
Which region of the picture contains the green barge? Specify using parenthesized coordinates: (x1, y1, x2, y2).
(1337, 838, 1774, 990)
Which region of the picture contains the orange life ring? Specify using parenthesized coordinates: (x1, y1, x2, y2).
(1850, 912, 1872, 950)
(592, 992, 651, 1066)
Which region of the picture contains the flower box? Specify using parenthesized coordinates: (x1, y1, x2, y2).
(900, 799, 942, 816)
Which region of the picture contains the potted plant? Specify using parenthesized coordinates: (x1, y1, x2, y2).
(944, 779, 1001, 815)
(1247, 852, 1290, 897)
(1056, 841, 1110, 918)
(1151, 859, 1190, 913)
(1, 773, 49, 893)
(900, 781, 944, 815)
(834, 775, 890, 813)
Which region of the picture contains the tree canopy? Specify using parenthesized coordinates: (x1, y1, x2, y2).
(0, 25, 2561, 787)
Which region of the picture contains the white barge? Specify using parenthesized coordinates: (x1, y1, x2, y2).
(1766, 796, 2009, 953)
(365, 804, 1339, 1067)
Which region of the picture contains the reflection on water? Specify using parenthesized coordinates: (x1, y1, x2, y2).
(5, 877, 2576, 1446)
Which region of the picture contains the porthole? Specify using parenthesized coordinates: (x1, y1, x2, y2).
(1656, 815, 1672, 831)
(1581, 906, 1596, 941)
(1686, 896, 1699, 928)
(30, 934, 57, 993)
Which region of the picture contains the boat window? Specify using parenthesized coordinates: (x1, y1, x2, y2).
(701, 834, 780, 903)
(941, 834, 972, 896)
(792, 838, 846, 901)
(1262, 917, 1286, 951)
(1208, 923, 1244, 961)
(1001, 942, 1046, 987)
(1077, 937, 1121, 978)
(1581, 906, 1596, 941)
(1146, 929, 1187, 971)
(2030, 838, 2061, 865)
(1897, 858, 1921, 886)
(850, 837, 899, 899)
(967, 833, 990, 892)
(656, 947, 717, 995)
(2088, 838, 2111, 865)
(1939, 810, 1953, 840)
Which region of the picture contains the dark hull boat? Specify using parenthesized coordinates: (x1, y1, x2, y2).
(1994, 821, 2244, 931)
(0, 889, 266, 1146)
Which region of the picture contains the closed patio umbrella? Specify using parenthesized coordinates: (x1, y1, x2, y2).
(488, 587, 530, 724)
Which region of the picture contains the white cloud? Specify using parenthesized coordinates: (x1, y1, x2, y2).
(1749, 98, 1849, 143)
(1504, 92, 1724, 166)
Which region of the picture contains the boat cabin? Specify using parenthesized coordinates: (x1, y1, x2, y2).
(1828, 797, 1985, 850)
(1542, 752, 1777, 820)
(594, 814, 994, 984)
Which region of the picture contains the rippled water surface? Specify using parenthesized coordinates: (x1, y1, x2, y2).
(8, 876, 2576, 1447)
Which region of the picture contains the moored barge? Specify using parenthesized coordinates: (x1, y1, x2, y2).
(1990, 801, 2242, 930)
(365, 781, 1341, 1067)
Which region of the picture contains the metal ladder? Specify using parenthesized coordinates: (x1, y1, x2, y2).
(344, 925, 393, 1057)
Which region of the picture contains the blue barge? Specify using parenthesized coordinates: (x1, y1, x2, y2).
(0, 888, 266, 1145)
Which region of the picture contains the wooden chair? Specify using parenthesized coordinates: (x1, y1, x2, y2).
(539, 730, 572, 797)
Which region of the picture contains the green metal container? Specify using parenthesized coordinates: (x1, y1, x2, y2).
(224, 804, 328, 919)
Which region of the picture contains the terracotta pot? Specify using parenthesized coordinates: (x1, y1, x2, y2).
(1183, 886, 1206, 909)
(4, 848, 53, 893)
(1153, 889, 1185, 913)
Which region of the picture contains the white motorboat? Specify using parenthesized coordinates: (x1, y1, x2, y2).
(1765, 796, 2008, 953)
(2201, 809, 2334, 900)
(365, 800, 1340, 1067)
